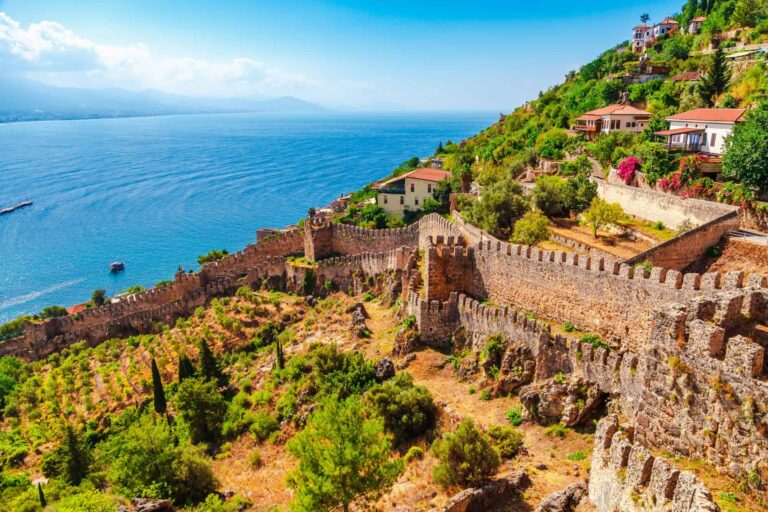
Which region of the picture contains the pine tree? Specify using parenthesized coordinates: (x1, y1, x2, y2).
(151, 358, 167, 414)
(699, 46, 731, 106)
(64, 425, 88, 485)
(178, 354, 195, 383)
(198, 338, 222, 384)
(436, 141, 444, 155)
(37, 482, 46, 507)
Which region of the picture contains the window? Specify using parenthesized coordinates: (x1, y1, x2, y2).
(415, 198, 419, 206)
(710, 133, 716, 146)
(384, 196, 388, 204)
(626, 122, 631, 128)
(410, 183, 415, 192)
(428, 184, 432, 193)
(399, 196, 404, 205)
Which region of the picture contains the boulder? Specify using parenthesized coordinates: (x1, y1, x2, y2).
(534, 482, 588, 512)
(131, 498, 175, 512)
(375, 358, 396, 382)
(442, 471, 530, 512)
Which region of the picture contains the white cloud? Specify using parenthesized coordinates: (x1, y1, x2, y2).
(0, 11, 315, 97)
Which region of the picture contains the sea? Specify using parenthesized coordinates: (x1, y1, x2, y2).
(0, 111, 495, 323)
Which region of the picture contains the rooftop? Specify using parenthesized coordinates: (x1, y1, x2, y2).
(659, 17, 679, 25)
(655, 127, 705, 136)
(667, 108, 747, 123)
(582, 104, 652, 117)
(376, 168, 451, 189)
(691, 16, 706, 22)
(671, 71, 702, 82)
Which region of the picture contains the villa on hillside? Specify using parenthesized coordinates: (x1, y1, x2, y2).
(688, 16, 706, 35)
(632, 17, 679, 53)
(654, 108, 747, 157)
(574, 104, 651, 139)
(374, 168, 450, 217)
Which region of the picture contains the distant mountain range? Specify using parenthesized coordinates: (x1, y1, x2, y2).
(0, 78, 326, 123)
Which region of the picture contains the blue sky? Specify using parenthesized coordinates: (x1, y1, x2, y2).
(0, 0, 682, 110)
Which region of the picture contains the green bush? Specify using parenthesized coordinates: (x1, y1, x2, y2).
(197, 249, 229, 265)
(404, 446, 424, 463)
(506, 407, 523, 427)
(486, 425, 523, 459)
(431, 418, 500, 488)
(173, 378, 227, 444)
(249, 411, 279, 443)
(99, 412, 217, 505)
(366, 373, 437, 445)
(512, 211, 550, 247)
(532, 175, 568, 217)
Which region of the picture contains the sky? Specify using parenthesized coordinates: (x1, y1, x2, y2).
(0, 0, 683, 111)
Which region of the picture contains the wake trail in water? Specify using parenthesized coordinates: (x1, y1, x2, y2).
(0, 278, 86, 310)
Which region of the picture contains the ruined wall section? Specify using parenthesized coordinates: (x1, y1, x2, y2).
(406, 291, 460, 347)
(424, 237, 473, 302)
(589, 415, 719, 512)
(470, 239, 763, 342)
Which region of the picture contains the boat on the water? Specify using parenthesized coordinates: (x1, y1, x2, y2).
(110, 261, 125, 273)
(0, 200, 33, 215)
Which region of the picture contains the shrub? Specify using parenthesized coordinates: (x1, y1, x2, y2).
(512, 211, 550, 247)
(535, 128, 569, 160)
(479, 389, 492, 401)
(532, 176, 567, 217)
(249, 411, 279, 443)
(545, 424, 569, 438)
(563, 322, 576, 333)
(306, 344, 375, 399)
(173, 377, 227, 444)
(553, 372, 566, 384)
(506, 407, 523, 427)
(431, 418, 500, 488)
(616, 156, 641, 185)
(198, 249, 229, 265)
(100, 412, 217, 505)
(286, 396, 403, 512)
(404, 446, 424, 463)
(486, 425, 523, 459)
(568, 451, 587, 461)
(248, 450, 263, 469)
(366, 373, 437, 445)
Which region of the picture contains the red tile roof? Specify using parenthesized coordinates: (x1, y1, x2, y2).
(667, 108, 747, 123)
(583, 104, 651, 117)
(655, 127, 705, 136)
(377, 168, 450, 188)
(691, 16, 706, 22)
(575, 114, 602, 121)
(671, 71, 702, 82)
(659, 17, 679, 25)
(66, 303, 88, 315)
(633, 24, 650, 30)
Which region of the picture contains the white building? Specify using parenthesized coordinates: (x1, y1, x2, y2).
(374, 168, 450, 217)
(632, 17, 680, 53)
(574, 104, 652, 139)
(688, 16, 706, 35)
(655, 108, 747, 156)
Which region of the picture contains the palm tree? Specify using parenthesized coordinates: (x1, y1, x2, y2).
(640, 13, 651, 25)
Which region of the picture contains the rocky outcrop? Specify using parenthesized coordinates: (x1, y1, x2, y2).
(130, 498, 175, 512)
(442, 472, 530, 512)
(375, 358, 395, 382)
(588, 415, 719, 512)
(520, 377, 604, 427)
(535, 482, 588, 512)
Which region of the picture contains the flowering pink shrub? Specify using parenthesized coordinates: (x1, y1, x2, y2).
(658, 171, 683, 192)
(616, 157, 641, 185)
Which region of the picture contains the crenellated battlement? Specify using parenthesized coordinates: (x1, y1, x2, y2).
(589, 414, 719, 512)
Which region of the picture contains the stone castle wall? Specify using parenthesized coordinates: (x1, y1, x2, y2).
(625, 209, 740, 271)
(589, 415, 719, 512)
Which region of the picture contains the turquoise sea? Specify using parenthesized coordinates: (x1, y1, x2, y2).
(0, 112, 495, 322)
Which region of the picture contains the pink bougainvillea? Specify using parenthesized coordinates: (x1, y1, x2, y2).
(616, 157, 641, 185)
(658, 171, 683, 192)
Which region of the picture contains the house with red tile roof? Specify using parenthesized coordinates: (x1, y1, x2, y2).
(374, 168, 450, 217)
(631, 17, 680, 53)
(655, 108, 747, 156)
(574, 104, 651, 139)
(688, 16, 706, 35)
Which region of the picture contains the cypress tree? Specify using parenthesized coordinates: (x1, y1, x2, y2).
(178, 354, 195, 382)
(436, 141, 444, 155)
(151, 358, 167, 414)
(198, 338, 221, 384)
(64, 425, 87, 485)
(37, 482, 46, 507)
(275, 336, 285, 370)
(699, 46, 731, 106)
